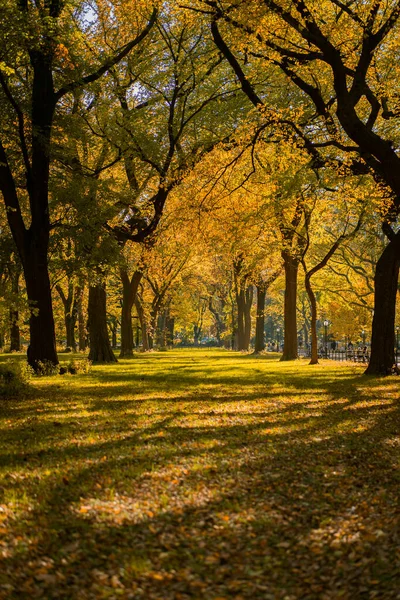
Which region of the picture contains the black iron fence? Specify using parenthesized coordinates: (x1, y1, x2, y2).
(271, 344, 400, 364)
(320, 350, 369, 362)
(313, 348, 400, 364)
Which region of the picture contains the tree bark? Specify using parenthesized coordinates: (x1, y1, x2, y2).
(193, 324, 201, 345)
(304, 273, 319, 364)
(244, 285, 253, 349)
(9, 270, 21, 352)
(365, 235, 400, 375)
(156, 311, 167, 348)
(109, 318, 118, 349)
(76, 285, 87, 351)
(254, 284, 266, 354)
(166, 314, 175, 347)
(56, 281, 77, 351)
(235, 288, 246, 350)
(229, 288, 237, 350)
(88, 283, 117, 363)
(135, 296, 149, 351)
(281, 250, 298, 360)
(119, 268, 143, 357)
(208, 296, 226, 345)
(25, 250, 58, 369)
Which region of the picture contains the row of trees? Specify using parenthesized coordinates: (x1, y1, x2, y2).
(0, 0, 399, 374)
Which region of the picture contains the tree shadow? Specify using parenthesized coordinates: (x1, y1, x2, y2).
(0, 351, 399, 598)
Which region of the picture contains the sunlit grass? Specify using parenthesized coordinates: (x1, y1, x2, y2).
(0, 349, 399, 599)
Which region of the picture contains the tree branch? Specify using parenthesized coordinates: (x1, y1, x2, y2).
(55, 8, 158, 101)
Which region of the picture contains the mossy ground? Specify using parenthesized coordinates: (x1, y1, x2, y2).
(0, 349, 399, 599)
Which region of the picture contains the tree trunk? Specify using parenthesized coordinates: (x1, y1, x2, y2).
(65, 313, 76, 350)
(365, 235, 400, 375)
(119, 268, 143, 358)
(281, 251, 298, 360)
(56, 282, 77, 351)
(193, 324, 201, 345)
(25, 251, 58, 370)
(148, 312, 155, 349)
(304, 273, 319, 365)
(230, 300, 237, 350)
(9, 270, 21, 352)
(156, 312, 166, 347)
(9, 310, 20, 352)
(166, 315, 175, 347)
(208, 297, 226, 345)
(88, 283, 117, 363)
(244, 285, 253, 349)
(76, 285, 87, 351)
(109, 319, 118, 349)
(135, 296, 149, 351)
(236, 289, 246, 350)
(254, 284, 266, 353)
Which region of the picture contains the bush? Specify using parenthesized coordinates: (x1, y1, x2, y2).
(59, 358, 92, 375)
(0, 361, 33, 398)
(35, 360, 60, 376)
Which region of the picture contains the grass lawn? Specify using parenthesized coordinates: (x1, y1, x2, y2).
(0, 348, 399, 599)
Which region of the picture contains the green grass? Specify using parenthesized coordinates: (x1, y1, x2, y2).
(0, 348, 399, 599)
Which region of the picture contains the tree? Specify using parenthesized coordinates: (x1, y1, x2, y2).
(189, 0, 400, 374)
(95, 11, 250, 356)
(0, 0, 157, 369)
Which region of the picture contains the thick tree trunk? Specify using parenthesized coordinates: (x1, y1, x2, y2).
(304, 274, 319, 365)
(365, 236, 400, 375)
(119, 268, 143, 358)
(281, 251, 298, 360)
(254, 284, 266, 353)
(88, 283, 117, 363)
(25, 251, 58, 370)
(9, 271, 21, 352)
(120, 304, 133, 355)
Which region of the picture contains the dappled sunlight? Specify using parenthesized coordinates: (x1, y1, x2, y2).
(1, 349, 400, 598)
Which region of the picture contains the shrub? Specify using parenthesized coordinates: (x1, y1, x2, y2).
(0, 361, 33, 398)
(35, 360, 60, 376)
(61, 358, 92, 375)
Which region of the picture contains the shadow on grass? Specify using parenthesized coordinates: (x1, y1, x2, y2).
(0, 349, 399, 599)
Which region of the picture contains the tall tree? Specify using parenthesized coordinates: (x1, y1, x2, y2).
(190, 0, 400, 374)
(0, 0, 157, 369)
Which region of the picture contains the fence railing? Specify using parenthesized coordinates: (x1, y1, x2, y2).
(314, 349, 400, 364)
(319, 350, 369, 362)
(270, 346, 400, 364)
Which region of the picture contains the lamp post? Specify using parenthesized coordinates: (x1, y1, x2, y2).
(323, 320, 329, 359)
(276, 327, 280, 352)
(362, 329, 366, 346)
